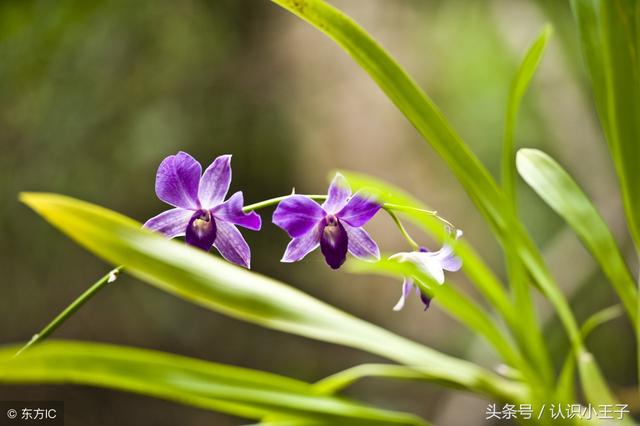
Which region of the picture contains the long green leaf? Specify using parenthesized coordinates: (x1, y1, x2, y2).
(571, 0, 640, 388)
(599, 0, 640, 251)
(339, 171, 550, 392)
(314, 364, 433, 396)
(19, 192, 525, 402)
(502, 24, 552, 205)
(556, 304, 624, 403)
(500, 25, 553, 386)
(347, 257, 539, 393)
(0, 341, 425, 425)
(570, 1, 640, 246)
(516, 149, 638, 326)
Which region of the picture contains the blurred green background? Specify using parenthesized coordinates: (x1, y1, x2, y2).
(0, 0, 636, 424)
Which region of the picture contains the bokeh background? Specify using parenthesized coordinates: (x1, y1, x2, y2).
(0, 0, 637, 424)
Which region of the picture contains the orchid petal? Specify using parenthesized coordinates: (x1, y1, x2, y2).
(391, 251, 446, 284)
(155, 152, 202, 209)
(393, 278, 414, 311)
(281, 224, 322, 263)
(419, 292, 432, 310)
(198, 154, 232, 208)
(414, 254, 446, 284)
(143, 208, 192, 238)
(337, 191, 381, 227)
(344, 223, 380, 260)
(433, 245, 462, 272)
(432, 230, 463, 271)
(214, 191, 261, 230)
(272, 195, 325, 238)
(213, 220, 251, 268)
(322, 173, 351, 213)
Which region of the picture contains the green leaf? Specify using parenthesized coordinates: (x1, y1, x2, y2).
(0, 340, 425, 425)
(572, 0, 640, 250)
(571, 0, 640, 387)
(500, 25, 554, 388)
(556, 304, 624, 402)
(516, 149, 638, 327)
(347, 257, 537, 392)
(19, 192, 524, 402)
(339, 170, 552, 392)
(580, 304, 624, 338)
(502, 24, 552, 206)
(313, 364, 434, 396)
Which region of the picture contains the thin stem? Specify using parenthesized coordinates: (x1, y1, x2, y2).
(15, 266, 122, 356)
(383, 203, 454, 230)
(244, 194, 449, 230)
(386, 209, 420, 251)
(243, 194, 327, 212)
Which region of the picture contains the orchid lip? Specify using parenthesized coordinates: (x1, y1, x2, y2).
(186, 209, 217, 251)
(320, 214, 348, 269)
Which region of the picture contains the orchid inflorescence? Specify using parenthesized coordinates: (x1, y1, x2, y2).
(145, 152, 462, 311)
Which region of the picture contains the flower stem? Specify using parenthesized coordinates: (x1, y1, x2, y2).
(386, 209, 420, 251)
(242, 194, 327, 212)
(15, 266, 122, 356)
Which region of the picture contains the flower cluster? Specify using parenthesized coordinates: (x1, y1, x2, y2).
(145, 152, 462, 311)
(144, 153, 381, 270)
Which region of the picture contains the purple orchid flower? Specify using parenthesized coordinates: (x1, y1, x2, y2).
(143, 152, 261, 268)
(391, 230, 463, 311)
(272, 173, 381, 269)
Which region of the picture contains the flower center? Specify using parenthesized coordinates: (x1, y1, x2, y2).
(186, 209, 217, 251)
(320, 214, 348, 269)
(193, 210, 212, 231)
(322, 214, 340, 243)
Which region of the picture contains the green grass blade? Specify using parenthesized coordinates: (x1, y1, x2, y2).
(502, 24, 552, 206)
(0, 341, 426, 425)
(572, 0, 640, 275)
(580, 304, 624, 338)
(516, 149, 638, 327)
(19, 192, 523, 401)
(314, 364, 436, 396)
(500, 25, 554, 388)
(556, 304, 624, 402)
(598, 0, 640, 251)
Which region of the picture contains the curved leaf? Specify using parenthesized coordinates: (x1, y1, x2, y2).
(19, 192, 523, 401)
(314, 364, 432, 396)
(0, 341, 425, 425)
(347, 257, 536, 389)
(499, 27, 555, 387)
(516, 149, 637, 326)
(502, 24, 552, 205)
